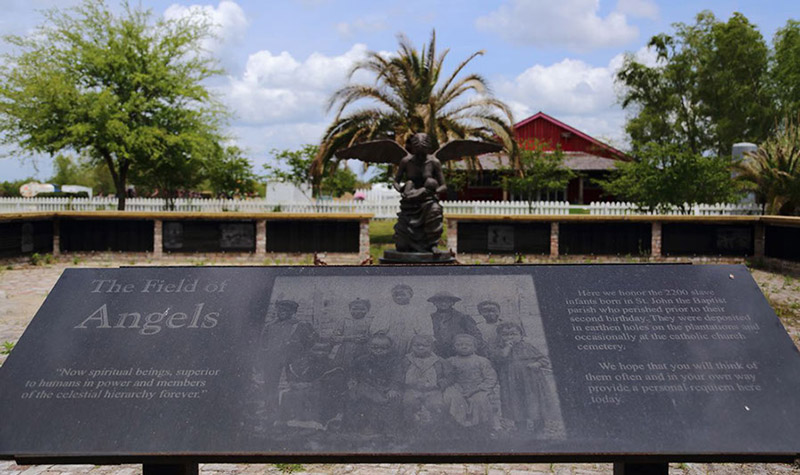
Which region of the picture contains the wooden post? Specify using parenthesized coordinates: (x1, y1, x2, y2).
(613, 462, 668, 475)
(550, 222, 559, 258)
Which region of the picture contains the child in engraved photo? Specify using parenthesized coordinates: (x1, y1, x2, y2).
(400, 335, 449, 430)
(277, 342, 344, 431)
(443, 334, 497, 431)
(345, 334, 403, 435)
(260, 300, 316, 421)
(476, 300, 504, 350)
(331, 298, 373, 367)
(491, 322, 552, 433)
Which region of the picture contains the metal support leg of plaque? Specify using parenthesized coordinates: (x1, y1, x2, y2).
(143, 462, 199, 475)
(613, 462, 669, 475)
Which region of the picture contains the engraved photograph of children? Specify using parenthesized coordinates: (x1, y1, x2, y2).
(245, 273, 565, 451)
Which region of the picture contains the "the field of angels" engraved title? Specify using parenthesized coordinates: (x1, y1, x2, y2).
(73, 278, 226, 335)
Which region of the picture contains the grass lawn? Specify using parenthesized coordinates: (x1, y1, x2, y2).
(369, 218, 449, 261)
(369, 219, 396, 244)
(569, 207, 591, 214)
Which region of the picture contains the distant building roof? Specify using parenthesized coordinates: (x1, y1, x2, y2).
(562, 152, 621, 171)
(452, 151, 621, 172)
(514, 111, 630, 162)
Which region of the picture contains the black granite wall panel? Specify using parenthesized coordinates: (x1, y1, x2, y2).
(266, 220, 359, 252)
(59, 219, 153, 252)
(560, 222, 651, 255)
(765, 224, 800, 262)
(662, 224, 754, 256)
(0, 221, 53, 257)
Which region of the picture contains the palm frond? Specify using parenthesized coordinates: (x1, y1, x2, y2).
(317, 29, 517, 184)
(436, 50, 485, 99)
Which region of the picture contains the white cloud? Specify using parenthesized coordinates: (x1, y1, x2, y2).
(615, 0, 658, 20)
(495, 46, 656, 146)
(498, 58, 617, 118)
(164, 1, 248, 56)
(223, 44, 371, 126)
(336, 16, 388, 38)
(476, 0, 638, 51)
(229, 122, 328, 169)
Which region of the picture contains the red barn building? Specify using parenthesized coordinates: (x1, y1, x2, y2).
(452, 111, 631, 204)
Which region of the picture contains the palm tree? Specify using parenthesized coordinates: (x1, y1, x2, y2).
(312, 31, 516, 187)
(735, 114, 800, 215)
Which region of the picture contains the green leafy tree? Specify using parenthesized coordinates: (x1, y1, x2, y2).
(128, 134, 211, 207)
(500, 141, 575, 212)
(735, 115, 800, 215)
(773, 20, 800, 116)
(617, 11, 772, 157)
(320, 165, 358, 198)
(50, 154, 115, 195)
(50, 155, 88, 187)
(265, 145, 358, 198)
(442, 168, 472, 195)
(598, 142, 740, 214)
(204, 146, 260, 198)
(0, 178, 33, 197)
(314, 30, 516, 192)
(0, 0, 225, 209)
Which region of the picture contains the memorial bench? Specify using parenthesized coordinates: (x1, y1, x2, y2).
(1, 264, 798, 475)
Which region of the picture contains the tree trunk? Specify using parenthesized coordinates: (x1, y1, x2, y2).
(100, 150, 126, 211)
(117, 159, 130, 211)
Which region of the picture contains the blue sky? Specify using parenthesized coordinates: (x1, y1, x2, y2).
(1, 0, 798, 181)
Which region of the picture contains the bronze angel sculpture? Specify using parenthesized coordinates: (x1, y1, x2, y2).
(336, 133, 502, 254)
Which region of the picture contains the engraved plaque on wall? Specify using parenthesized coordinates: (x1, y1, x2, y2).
(20, 222, 34, 253)
(487, 225, 514, 251)
(163, 222, 184, 250)
(220, 223, 255, 250)
(716, 227, 752, 253)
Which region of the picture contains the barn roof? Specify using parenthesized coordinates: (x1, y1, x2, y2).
(514, 111, 630, 162)
(453, 151, 621, 171)
(563, 152, 621, 171)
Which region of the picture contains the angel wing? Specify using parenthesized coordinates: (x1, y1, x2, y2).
(334, 140, 409, 165)
(434, 140, 503, 163)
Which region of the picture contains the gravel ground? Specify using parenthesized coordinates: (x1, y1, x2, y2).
(0, 255, 799, 475)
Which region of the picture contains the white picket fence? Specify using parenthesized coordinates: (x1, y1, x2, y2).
(587, 201, 763, 216)
(443, 200, 570, 215)
(0, 197, 762, 217)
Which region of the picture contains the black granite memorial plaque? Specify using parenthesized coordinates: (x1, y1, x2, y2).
(1, 265, 799, 463)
